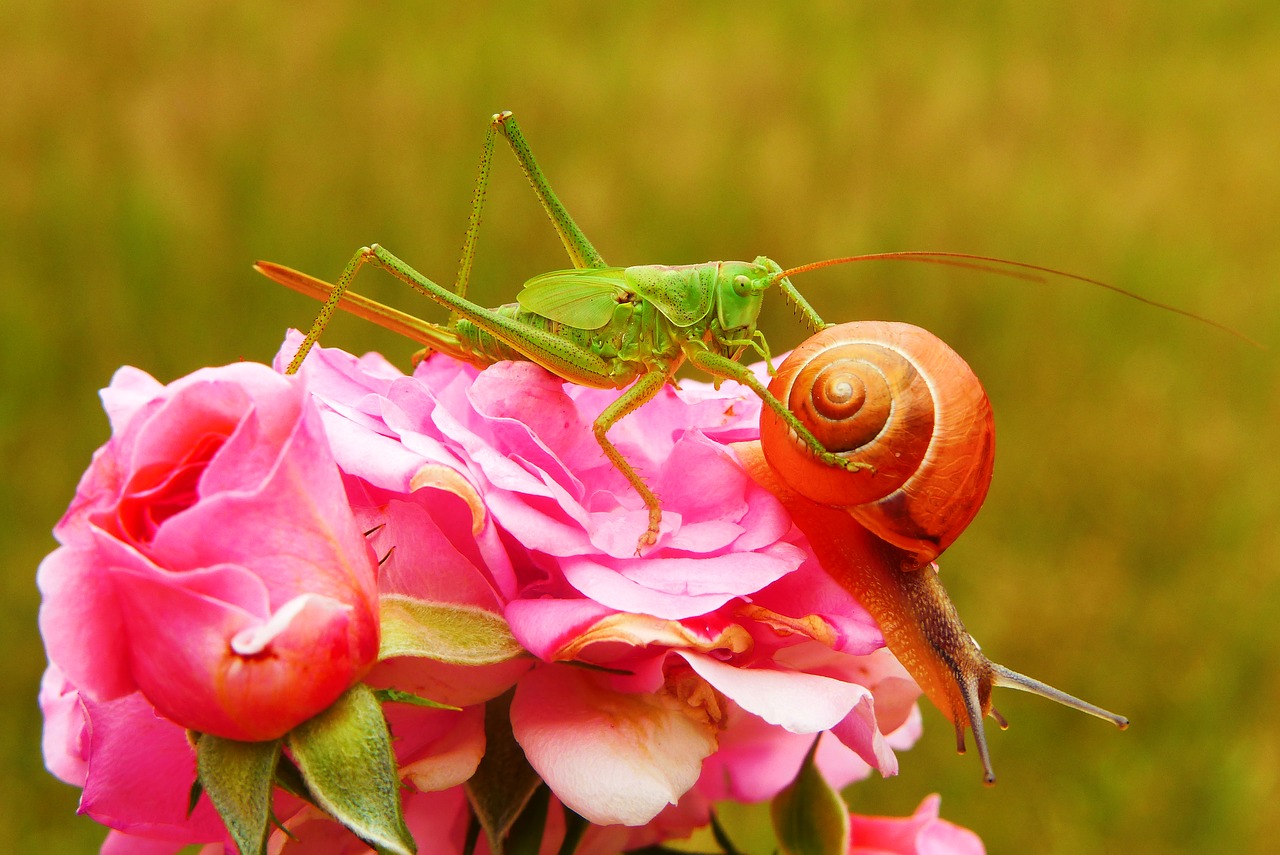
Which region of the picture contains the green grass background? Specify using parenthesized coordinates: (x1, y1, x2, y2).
(3, 3, 1277, 853)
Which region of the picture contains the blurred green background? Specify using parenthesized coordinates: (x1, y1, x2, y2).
(4, 2, 1277, 853)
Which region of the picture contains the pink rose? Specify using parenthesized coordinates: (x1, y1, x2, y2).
(40, 662, 488, 853)
(283, 336, 920, 829)
(849, 794, 986, 854)
(37, 362, 380, 742)
(37, 329, 988, 853)
(39, 664, 245, 850)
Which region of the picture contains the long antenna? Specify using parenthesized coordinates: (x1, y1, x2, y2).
(771, 251, 1260, 346)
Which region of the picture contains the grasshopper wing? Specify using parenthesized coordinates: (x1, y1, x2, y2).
(518, 269, 632, 330)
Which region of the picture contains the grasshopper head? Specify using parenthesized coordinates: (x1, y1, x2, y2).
(716, 259, 774, 332)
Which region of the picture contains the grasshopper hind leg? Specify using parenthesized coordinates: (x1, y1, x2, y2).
(408, 327, 494, 370)
(254, 258, 495, 371)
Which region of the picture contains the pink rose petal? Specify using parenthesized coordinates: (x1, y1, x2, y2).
(511, 665, 717, 826)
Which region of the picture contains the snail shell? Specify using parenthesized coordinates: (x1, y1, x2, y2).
(760, 321, 995, 564)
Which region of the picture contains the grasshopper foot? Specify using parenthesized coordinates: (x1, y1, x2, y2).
(819, 452, 874, 475)
(634, 510, 662, 555)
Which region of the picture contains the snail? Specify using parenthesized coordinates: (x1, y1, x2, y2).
(737, 320, 1128, 784)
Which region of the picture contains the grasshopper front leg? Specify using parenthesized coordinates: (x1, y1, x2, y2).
(686, 349, 873, 476)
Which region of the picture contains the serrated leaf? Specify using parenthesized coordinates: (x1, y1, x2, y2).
(286, 683, 415, 855)
(380, 594, 525, 665)
(195, 734, 281, 855)
(771, 737, 850, 855)
(464, 688, 544, 855)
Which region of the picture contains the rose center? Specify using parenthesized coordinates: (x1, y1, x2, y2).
(117, 431, 227, 544)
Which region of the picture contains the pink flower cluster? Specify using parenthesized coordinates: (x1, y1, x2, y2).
(37, 333, 983, 854)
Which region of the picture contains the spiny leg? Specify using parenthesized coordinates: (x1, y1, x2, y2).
(774, 273, 829, 334)
(362, 244, 622, 382)
(288, 120, 496, 363)
(283, 241, 613, 377)
(591, 370, 671, 551)
(436, 111, 612, 300)
(259, 261, 449, 350)
(272, 125, 493, 368)
(491, 111, 607, 270)
(686, 349, 871, 474)
(452, 116, 498, 305)
(285, 248, 380, 374)
(284, 245, 492, 373)
(256, 261, 495, 369)
(285, 112, 609, 371)
(446, 110, 606, 308)
(713, 329, 777, 376)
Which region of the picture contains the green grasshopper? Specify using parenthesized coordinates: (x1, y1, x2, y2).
(260, 110, 1176, 551)
(258, 110, 870, 552)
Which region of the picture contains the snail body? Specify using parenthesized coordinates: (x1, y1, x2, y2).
(746, 320, 1127, 783)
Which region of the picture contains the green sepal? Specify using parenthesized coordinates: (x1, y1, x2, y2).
(187, 776, 204, 818)
(380, 594, 525, 665)
(505, 783, 550, 855)
(271, 753, 314, 804)
(464, 688, 544, 855)
(770, 736, 850, 855)
(555, 804, 589, 855)
(374, 687, 463, 710)
(194, 733, 282, 855)
(561, 659, 633, 676)
(285, 682, 416, 855)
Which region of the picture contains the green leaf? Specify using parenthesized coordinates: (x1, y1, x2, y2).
(464, 688, 544, 855)
(195, 734, 281, 855)
(380, 594, 525, 665)
(770, 736, 850, 855)
(286, 683, 416, 855)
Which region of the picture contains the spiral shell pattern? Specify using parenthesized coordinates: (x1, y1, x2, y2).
(760, 321, 995, 563)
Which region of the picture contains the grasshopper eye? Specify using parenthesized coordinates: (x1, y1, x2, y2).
(733, 275, 752, 296)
